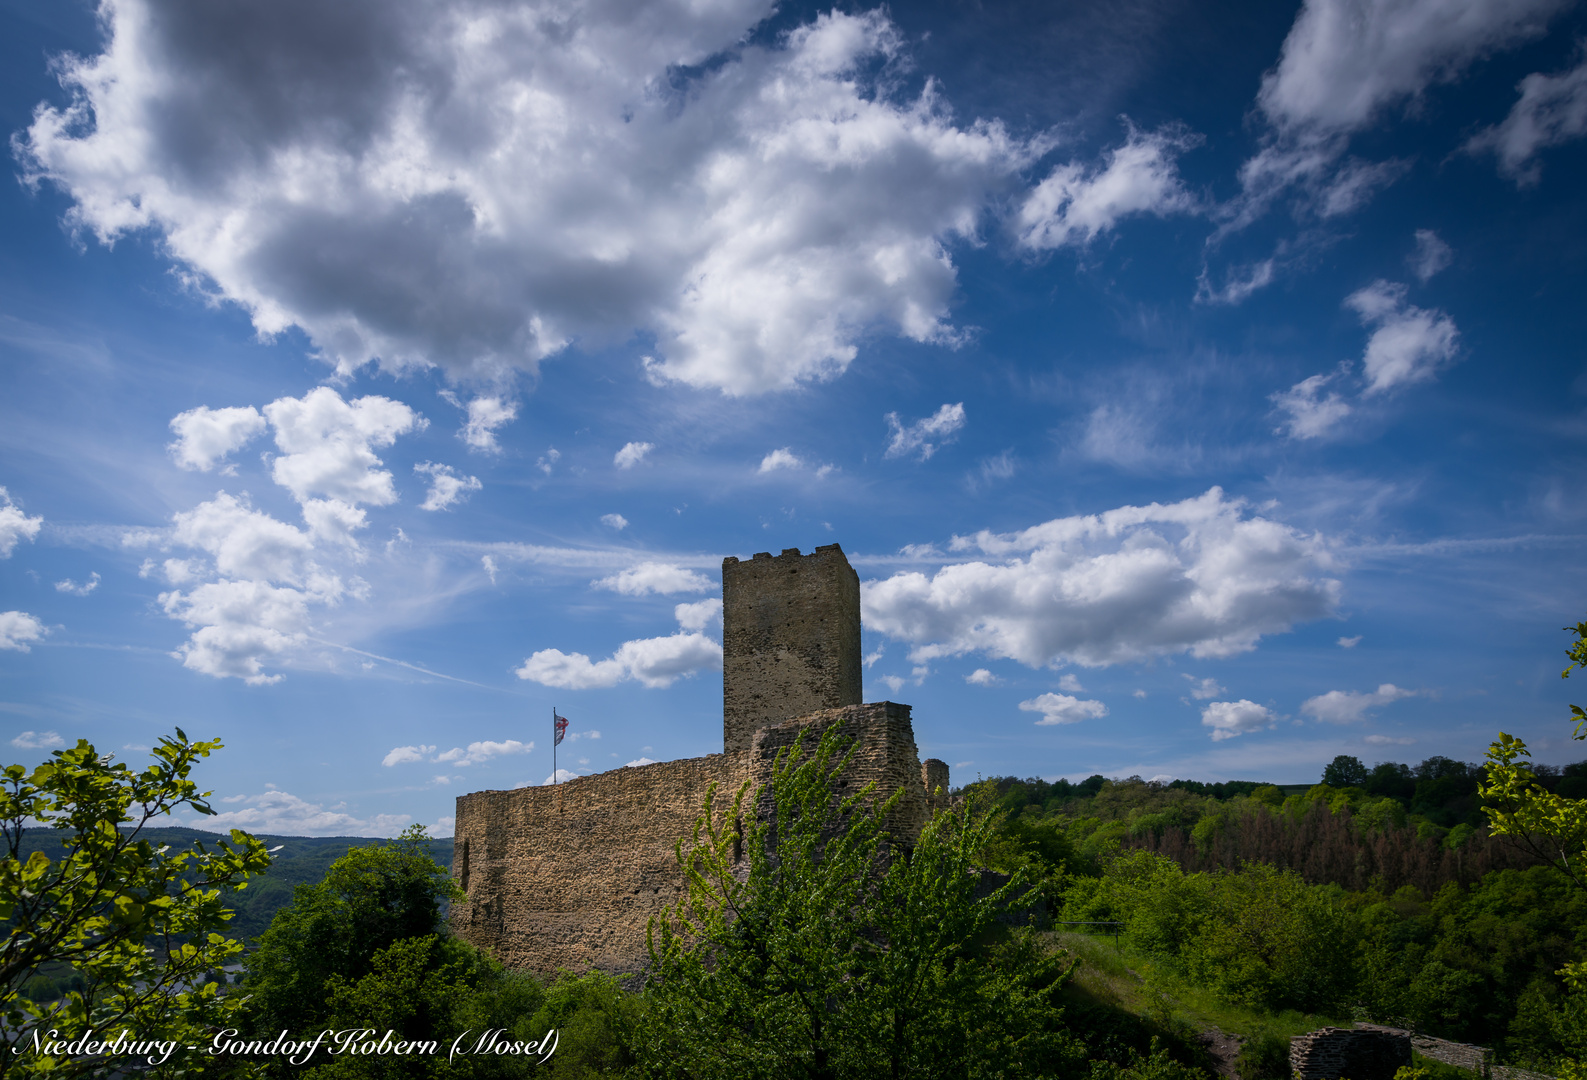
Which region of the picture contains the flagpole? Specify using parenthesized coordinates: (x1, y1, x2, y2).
(552, 706, 557, 786)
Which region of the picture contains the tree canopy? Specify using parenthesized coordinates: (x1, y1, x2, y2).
(0, 730, 271, 1078)
(242, 824, 462, 1037)
(641, 724, 1081, 1080)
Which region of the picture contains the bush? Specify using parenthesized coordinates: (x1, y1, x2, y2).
(1236, 1034, 1291, 1080)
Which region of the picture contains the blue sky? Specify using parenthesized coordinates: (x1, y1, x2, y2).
(2, 0, 1585, 836)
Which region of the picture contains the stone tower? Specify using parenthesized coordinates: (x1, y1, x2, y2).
(721, 544, 863, 755)
(450, 540, 947, 976)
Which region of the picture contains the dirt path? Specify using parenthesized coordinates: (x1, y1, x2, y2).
(1197, 1028, 1243, 1078)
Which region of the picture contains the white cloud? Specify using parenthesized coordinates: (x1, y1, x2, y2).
(674, 598, 723, 631)
(382, 744, 437, 766)
(1273, 368, 1353, 439)
(965, 668, 999, 686)
(1317, 157, 1411, 218)
(264, 388, 424, 506)
(885, 403, 966, 461)
(1346, 281, 1459, 395)
(18, 4, 1070, 396)
(1302, 683, 1419, 724)
(880, 674, 906, 694)
(1364, 734, 1416, 745)
(1016, 125, 1199, 250)
(55, 572, 100, 597)
(593, 562, 713, 596)
(482, 555, 498, 584)
(517, 632, 722, 690)
(148, 391, 421, 684)
(414, 462, 482, 512)
(541, 769, 581, 785)
(171, 493, 315, 583)
(759, 448, 804, 473)
(1201, 699, 1274, 741)
(1182, 675, 1225, 700)
(862, 488, 1338, 669)
(537, 449, 561, 476)
(159, 578, 326, 685)
(1058, 673, 1085, 692)
(10, 730, 64, 750)
(299, 499, 368, 548)
(1410, 229, 1453, 282)
(0, 611, 48, 652)
(1224, 0, 1568, 232)
(1133, 689, 1148, 698)
(168, 405, 266, 471)
(1465, 51, 1587, 185)
(0, 488, 43, 558)
(459, 396, 517, 453)
(1196, 259, 1277, 306)
(600, 514, 629, 531)
(191, 788, 410, 837)
(614, 442, 654, 469)
(1338, 635, 1362, 648)
(1020, 692, 1109, 726)
(435, 739, 533, 766)
(621, 759, 657, 770)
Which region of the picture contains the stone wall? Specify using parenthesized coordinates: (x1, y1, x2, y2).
(747, 702, 933, 843)
(1290, 1027, 1411, 1080)
(450, 753, 740, 976)
(1353, 1024, 1558, 1080)
(450, 702, 945, 976)
(722, 545, 862, 755)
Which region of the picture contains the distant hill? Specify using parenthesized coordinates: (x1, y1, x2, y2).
(17, 826, 454, 944)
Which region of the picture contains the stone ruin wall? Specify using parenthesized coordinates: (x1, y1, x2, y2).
(450, 702, 947, 975)
(1351, 1024, 1559, 1080)
(450, 752, 737, 975)
(1290, 1027, 1411, 1080)
(450, 544, 949, 977)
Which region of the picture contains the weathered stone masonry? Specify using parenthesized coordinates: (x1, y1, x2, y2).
(451, 544, 949, 976)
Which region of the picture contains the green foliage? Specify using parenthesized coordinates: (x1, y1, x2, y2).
(1322, 756, 1369, 789)
(243, 824, 463, 1036)
(0, 730, 271, 1078)
(1068, 853, 1355, 1016)
(300, 934, 554, 1080)
(1088, 1039, 1210, 1080)
(1234, 1034, 1291, 1080)
(524, 972, 642, 1079)
(641, 724, 1085, 1079)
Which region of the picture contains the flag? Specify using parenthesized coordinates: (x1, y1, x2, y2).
(554, 712, 569, 746)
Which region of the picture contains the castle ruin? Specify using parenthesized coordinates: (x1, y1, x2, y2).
(449, 544, 950, 975)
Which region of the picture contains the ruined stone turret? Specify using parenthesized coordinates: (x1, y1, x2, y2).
(722, 544, 862, 755)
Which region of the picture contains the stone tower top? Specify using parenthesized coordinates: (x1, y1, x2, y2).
(721, 544, 863, 755)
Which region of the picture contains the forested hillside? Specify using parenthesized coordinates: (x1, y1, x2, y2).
(15, 826, 453, 943)
(968, 751, 1587, 1071)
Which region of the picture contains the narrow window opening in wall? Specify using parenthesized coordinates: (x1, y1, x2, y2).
(459, 838, 471, 892)
(733, 815, 744, 863)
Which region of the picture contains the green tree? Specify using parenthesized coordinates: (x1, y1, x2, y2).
(1322, 755, 1369, 789)
(303, 934, 555, 1080)
(1478, 616, 1587, 1079)
(640, 725, 1083, 1080)
(242, 825, 462, 1036)
(0, 730, 271, 1077)
(1480, 620, 1587, 890)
